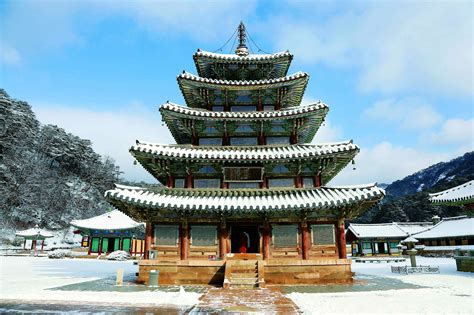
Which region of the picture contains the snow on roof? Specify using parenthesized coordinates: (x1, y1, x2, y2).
(401, 236, 419, 243)
(413, 216, 474, 239)
(130, 141, 358, 162)
(395, 222, 433, 235)
(105, 183, 385, 216)
(194, 50, 292, 61)
(70, 210, 143, 231)
(429, 180, 474, 204)
(15, 225, 54, 239)
(347, 223, 408, 239)
(160, 101, 328, 120)
(177, 71, 307, 86)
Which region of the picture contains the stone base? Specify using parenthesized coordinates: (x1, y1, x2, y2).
(138, 258, 352, 285)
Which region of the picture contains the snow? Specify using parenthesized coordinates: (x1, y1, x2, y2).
(347, 223, 408, 238)
(70, 209, 143, 231)
(0, 256, 202, 308)
(414, 216, 474, 239)
(15, 225, 54, 239)
(429, 180, 474, 203)
(287, 257, 474, 314)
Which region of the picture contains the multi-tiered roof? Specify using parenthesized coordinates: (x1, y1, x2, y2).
(106, 23, 384, 220)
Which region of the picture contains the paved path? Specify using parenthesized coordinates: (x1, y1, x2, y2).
(187, 287, 301, 314)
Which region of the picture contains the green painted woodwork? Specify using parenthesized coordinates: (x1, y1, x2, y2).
(114, 238, 120, 250)
(102, 238, 108, 252)
(122, 238, 131, 251)
(91, 238, 99, 252)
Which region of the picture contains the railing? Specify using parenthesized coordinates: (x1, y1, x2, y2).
(391, 265, 440, 274)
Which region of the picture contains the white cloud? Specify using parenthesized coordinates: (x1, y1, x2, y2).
(364, 97, 442, 130)
(430, 118, 474, 147)
(332, 141, 452, 185)
(33, 102, 173, 183)
(0, 44, 22, 66)
(268, 2, 473, 97)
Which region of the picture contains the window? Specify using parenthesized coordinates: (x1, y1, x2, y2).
(194, 179, 220, 188)
(268, 178, 295, 188)
(302, 177, 314, 188)
(230, 137, 258, 146)
(272, 165, 289, 173)
(231, 106, 257, 112)
(154, 225, 179, 246)
(174, 178, 185, 188)
(199, 138, 222, 146)
(197, 165, 216, 174)
(273, 225, 298, 247)
(228, 182, 260, 189)
(223, 167, 263, 182)
(362, 242, 372, 254)
(191, 225, 217, 246)
(212, 106, 225, 112)
(312, 224, 335, 245)
(266, 137, 290, 145)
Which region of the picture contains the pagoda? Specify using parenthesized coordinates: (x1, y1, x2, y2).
(105, 23, 385, 286)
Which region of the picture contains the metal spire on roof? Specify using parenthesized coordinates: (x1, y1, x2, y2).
(235, 22, 249, 56)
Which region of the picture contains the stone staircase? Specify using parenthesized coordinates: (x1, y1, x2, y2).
(224, 258, 265, 289)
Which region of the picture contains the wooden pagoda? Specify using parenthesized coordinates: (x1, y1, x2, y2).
(105, 23, 385, 287)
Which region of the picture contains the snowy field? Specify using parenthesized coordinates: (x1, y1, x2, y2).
(288, 257, 474, 314)
(0, 256, 473, 314)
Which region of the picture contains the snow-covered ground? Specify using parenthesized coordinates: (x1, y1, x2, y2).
(287, 257, 474, 314)
(0, 256, 201, 310)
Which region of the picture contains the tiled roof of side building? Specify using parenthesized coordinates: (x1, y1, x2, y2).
(346, 223, 408, 239)
(105, 183, 385, 217)
(429, 180, 474, 204)
(70, 209, 143, 231)
(413, 216, 474, 239)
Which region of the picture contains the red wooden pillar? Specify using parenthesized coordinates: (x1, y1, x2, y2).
(98, 237, 103, 255)
(314, 171, 322, 187)
(31, 240, 36, 250)
(260, 177, 268, 189)
(41, 239, 45, 251)
(166, 174, 174, 188)
(262, 222, 271, 260)
(290, 132, 298, 144)
(223, 132, 230, 146)
(257, 89, 263, 111)
(301, 222, 310, 260)
(180, 223, 189, 260)
(144, 222, 153, 259)
(88, 237, 92, 255)
(295, 176, 303, 188)
(219, 223, 228, 259)
(338, 219, 347, 259)
(185, 173, 193, 189)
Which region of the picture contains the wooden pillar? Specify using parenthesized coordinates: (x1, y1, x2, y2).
(223, 131, 230, 146)
(221, 180, 229, 189)
(23, 239, 26, 249)
(98, 237, 103, 256)
(41, 239, 45, 251)
(295, 176, 303, 188)
(185, 173, 193, 188)
(257, 89, 263, 111)
(262, 222, 271, 260)
(180, 222, 189, 260)
(31, 240, 36, 250)
(88, 237, 92, 255)
(314, 171, 322, 187)
(219, 222, 227, 259)
(338, 219, 347, 259)
(144, 222, 153, 259)
(166, 174, 174, 188)
(301, 222, 310, 260)
(260, 177, 268, 189)
(290, 132, 298, 144)
(258, 132, 265, 145)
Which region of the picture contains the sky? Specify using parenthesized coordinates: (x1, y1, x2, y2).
(1, 0, 473, 185)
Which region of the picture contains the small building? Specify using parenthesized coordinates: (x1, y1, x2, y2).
(71, 210, 145, 255)
(414, 216, 474, 247)
(15, 224, 54, 251)
(429, 180, 474, 210)
(346, 222, 432, 256)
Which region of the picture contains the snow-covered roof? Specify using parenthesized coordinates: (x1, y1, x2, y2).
(401, 236, 419, 244)
(413, 216, 474, 239)
(395, 222, 433, 235)
(70, 210, 143, 231)
(429, 180, 474, 205)
(347, 223, 408, 239)
(160, 101, 328, 120)
(194, 50, 293, 61)
(105, 183, 384, 218)
(178, 71, 307, 86)
(15, 225, 54, 239)
(130, 141, 358, 162)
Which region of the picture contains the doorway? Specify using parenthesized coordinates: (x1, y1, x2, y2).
(230, 225, 259, 253)
(377, 242, 386, 254)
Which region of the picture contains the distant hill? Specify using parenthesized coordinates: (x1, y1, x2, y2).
(354, 152, 474, 223)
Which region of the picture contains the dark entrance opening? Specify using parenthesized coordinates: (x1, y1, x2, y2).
(377, 242, 386, 254)
(108, 238, 117, 252)
(230, 225, 259, 253)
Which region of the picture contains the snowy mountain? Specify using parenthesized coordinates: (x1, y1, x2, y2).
(0, 89, 122, 243)
(354, 152, 474, 223)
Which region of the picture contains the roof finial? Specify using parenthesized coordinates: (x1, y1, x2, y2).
(235, 21, 249, 56)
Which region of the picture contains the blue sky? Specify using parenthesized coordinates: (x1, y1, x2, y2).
(1, 0, 472, 185)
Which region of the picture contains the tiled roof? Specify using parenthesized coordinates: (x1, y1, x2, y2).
(160, 101, 328, 120)
(15, 225, 54, 239)
(70, 209, 143, 231)
(347, 223, 408, 239)
(193, 50, 293, 61)
(429, 180, 474, 204)
(105, 183, 384, 216)
(413, 216, 474, 239)
(177, 71, 308, 86)
(130, 141, 358, 162)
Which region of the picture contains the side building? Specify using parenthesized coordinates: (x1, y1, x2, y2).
(105, 23, 384, 286)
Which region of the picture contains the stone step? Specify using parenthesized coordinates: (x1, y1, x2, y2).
(230, 278, 258, 285)
(229, 283, 258, 289)
(231, 272, 258, 278)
